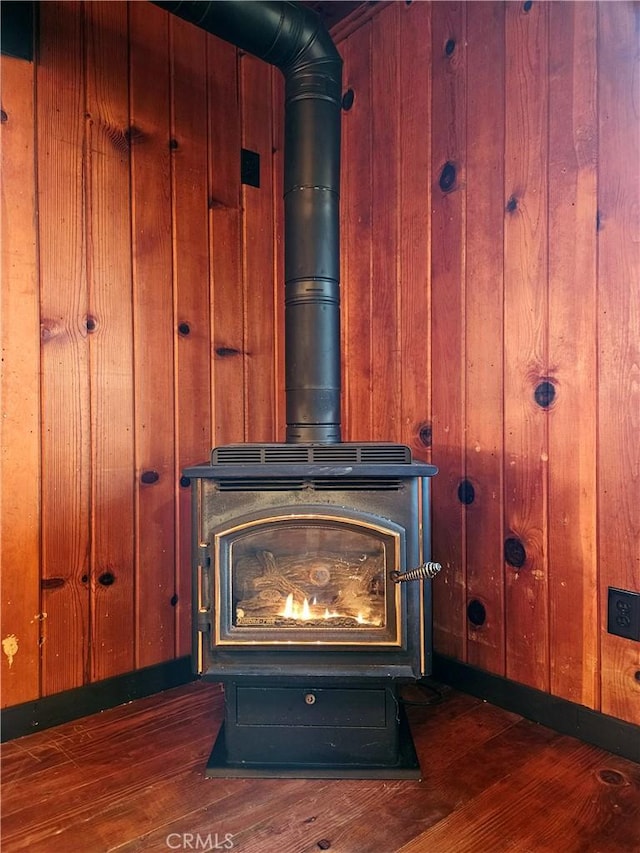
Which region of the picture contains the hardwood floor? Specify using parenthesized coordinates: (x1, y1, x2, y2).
(1, 680, 638, 852)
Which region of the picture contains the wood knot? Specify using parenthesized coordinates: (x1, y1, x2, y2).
(597, 769, 627, 786)
(41, 577, 65, 590)
(439, 162, 457, 193)
(418, 422, 432, 448)
(458, 479, 475, 505)
(504, 537, 527, 568)
(40, 320, 62, 342)
(506, 195, 518, 213)
(467, 599, 486, 627)
(534, 380, 556, 408)
(341, 89, 355, 111)
(124, 124, 147, 146)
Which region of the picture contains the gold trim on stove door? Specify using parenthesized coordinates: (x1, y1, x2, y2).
(213, 512, 403, 648)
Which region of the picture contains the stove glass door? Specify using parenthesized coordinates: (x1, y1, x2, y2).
(213, 511, 404, 647)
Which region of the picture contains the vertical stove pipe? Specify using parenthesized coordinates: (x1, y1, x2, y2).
(152, 1, 343, 443)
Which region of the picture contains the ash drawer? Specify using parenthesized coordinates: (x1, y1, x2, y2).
(235, 686, 388, 728)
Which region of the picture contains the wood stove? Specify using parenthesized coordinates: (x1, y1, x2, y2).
(156, 0, 440, 777)
(185, 444, 438, 778)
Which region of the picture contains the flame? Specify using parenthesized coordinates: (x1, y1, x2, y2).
(278, 593, 379, 625)
(323, 608, 341, 619)
(281, 594, 313, 620)
(282, 593, 294, 618)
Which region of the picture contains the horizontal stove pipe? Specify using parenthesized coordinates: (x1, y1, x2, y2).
(152, 1, 343, 443)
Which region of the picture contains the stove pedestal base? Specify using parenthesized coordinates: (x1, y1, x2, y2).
(204, 679, 421, 780)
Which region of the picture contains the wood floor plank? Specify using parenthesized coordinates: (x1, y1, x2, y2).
(2, 681, 220, 762)
(2, 689, 217, 766)
(407, 694, 522, 771)
(1, 681, 638, 853)
(335, 717, 560, 853)
(0, 740, 73, 786)
(111, 779, 335, 852)
(1, 718, 215, 820)
(397, 739, 640, 853)
(228, 780, 406, 853)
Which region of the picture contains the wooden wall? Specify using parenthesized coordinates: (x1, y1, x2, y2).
(337, 0, 639, 725)
(1, 1, 638, 727)
(1, 0, 284, 705)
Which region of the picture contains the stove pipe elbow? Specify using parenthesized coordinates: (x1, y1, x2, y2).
(152, 1, 343, 444)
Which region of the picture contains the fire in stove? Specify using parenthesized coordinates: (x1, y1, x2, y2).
(233, 544, 386, 630)
(278, 593, 380, 627)
(236, 551, 384, 628)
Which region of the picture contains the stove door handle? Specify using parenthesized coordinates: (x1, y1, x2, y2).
(390, 562, 442, 583)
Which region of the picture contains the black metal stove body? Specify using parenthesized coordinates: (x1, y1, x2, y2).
(185, 443, 438, 777)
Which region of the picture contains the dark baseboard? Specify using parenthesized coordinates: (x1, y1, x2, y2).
(3, 654, 637, 763)
(431, 654, 639, 764)
(1, 656, 195, 742)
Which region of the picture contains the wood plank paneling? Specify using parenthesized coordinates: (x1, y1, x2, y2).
(272, 70, 286, 439)
(397, 1, 432, 464)
(464, 0, 506, 675)
(129, 2, 175, 667)
(430, 2, 467, 661)
(503, 0, 550, 692)
(170, 16, 210, 657)
(240, 54, 276, 444)
(340, 21, 373, 442)
(208, 36, 244, 447)
(597, 0, 640, 724)
(547, 2, 598, 708)
(0, 56, 41, 705)
(370, 6, 401, 444)
(37, 0, 91, 695)
(84, 0, 135, 681)
(1, 0, 639, 730)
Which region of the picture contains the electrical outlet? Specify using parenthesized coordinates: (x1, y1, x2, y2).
(607, 587, 640, 641)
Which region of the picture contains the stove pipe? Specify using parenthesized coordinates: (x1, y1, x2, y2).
(153, 1, 343, 444)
